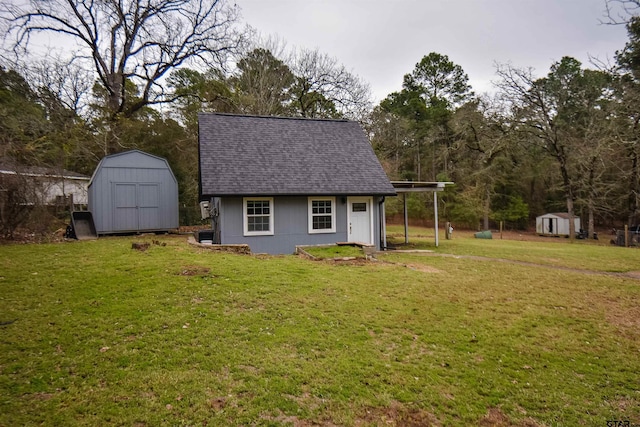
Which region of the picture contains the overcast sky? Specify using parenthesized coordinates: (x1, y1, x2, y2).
(235, 0, 631, 102)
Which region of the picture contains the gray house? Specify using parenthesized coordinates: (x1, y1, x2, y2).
(198, 113, 396, 254)
(88, 150, 179, 235)
(0, 160, 89, 209)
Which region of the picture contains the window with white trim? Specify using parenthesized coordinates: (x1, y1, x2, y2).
(308, 197, 336, 234)
(243, 197, 274, 236)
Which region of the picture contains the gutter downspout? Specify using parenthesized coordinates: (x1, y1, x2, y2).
(379, 197, 387, 250)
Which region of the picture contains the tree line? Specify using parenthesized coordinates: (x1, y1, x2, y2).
(371, 9, 640, 238)
(0, 0, 639, 238)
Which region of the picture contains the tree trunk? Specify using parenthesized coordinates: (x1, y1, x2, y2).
(416, 139, 421, 181)
(558, 153, 576, 241)
(106, 73, 123, 116)
(483, 185, 490, 230)
(566, 195, 576, 241)
(628, 148, 639, 226)
(588, 199, 595, 239)
(587, 157, 596, 239)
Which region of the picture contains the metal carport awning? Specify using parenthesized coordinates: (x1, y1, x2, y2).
(386, 181, 454, 248)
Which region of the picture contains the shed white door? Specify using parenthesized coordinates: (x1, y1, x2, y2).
(348, 197, 373, 245)
(113, 183, 160, 231)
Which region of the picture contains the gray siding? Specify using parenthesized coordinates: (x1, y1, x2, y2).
(219, 196, 383, 254)
(88, 151, 179, 234)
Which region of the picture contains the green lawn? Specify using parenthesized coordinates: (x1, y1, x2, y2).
(1, 232, 639, 426)
(386, 224, 640, 273)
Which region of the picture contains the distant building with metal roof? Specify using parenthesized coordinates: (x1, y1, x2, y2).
(0, 159, 89, 208)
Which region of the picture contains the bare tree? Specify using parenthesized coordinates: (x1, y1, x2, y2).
(449, 96, 513, 230)
(0, 168, 38, 239)
(495, 59, 613, 239)
(612, 17, 640, 225)
(367, 106, 415, 180)
(604, 0, 640, 24)
(1, 0, 246, 119)
(288, 48, 372, 121)
(23, 57, 94, 117)
(229, 48, 296, 116)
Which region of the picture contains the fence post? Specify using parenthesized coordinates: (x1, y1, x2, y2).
(625, 224, 629, 248)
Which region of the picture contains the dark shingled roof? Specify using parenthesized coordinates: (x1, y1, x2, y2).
(198, 113, 396, 197)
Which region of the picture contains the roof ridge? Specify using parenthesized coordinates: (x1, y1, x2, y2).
(198, 112, 350, 123)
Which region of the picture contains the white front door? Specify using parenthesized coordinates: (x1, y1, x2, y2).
(348, 197, 373, 245)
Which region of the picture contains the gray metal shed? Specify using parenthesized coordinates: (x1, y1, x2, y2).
(88, 150, 179, 235)
(535, 212, 580, 237)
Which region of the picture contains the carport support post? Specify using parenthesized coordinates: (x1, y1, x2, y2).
(434, 191, 439, 247)
(403, 193, 409, 244)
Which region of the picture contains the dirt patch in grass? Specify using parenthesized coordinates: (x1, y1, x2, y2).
(284, 391, 325, 413)
(329, 257, 370, 266)
(377, 259, 442, 273)
(602, 296, 640, 339)
(29, 392, 55, 401)
(208, 396, 227, 410)
(175, 266, 211, 276)
(356, 401, 441, 426)
(260, 410, 329, 427)
(479, 407, 542, 427)
(405, 263, 442, 273)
